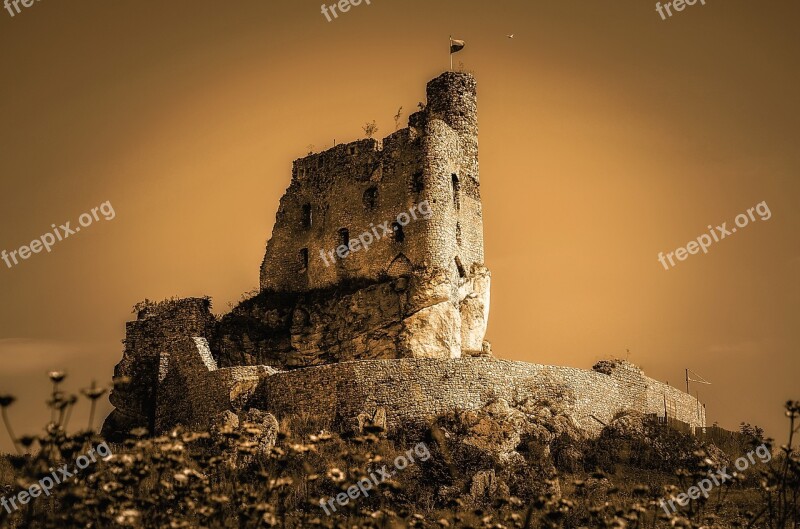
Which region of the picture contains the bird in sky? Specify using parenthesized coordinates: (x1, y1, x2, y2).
(506, 34, 515, 39)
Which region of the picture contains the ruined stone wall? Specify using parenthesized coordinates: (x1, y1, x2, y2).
(154, 335, 275, 432)
(103, 298, 216, 439)
(259, 72, 484, 296)
(250, 358, 705, 437)
(259, 133, 429, 292)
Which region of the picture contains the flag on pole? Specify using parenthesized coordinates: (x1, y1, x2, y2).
(450, 38, 466, 54)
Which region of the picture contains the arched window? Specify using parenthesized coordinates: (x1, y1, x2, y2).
(299, 248, 309, 271)
(412, 171, 424, 193)
(454, 256, 466, 278)
(338, 228, 350, 250)
(451, 174, 460, 210)
(387, 253, 413, 278)
(302, 204, 312, 228)
(392, 222, 405, 243)
(363, 187, 378, 210)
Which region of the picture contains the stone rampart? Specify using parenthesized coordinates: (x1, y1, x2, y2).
(249, 358, 705, 436)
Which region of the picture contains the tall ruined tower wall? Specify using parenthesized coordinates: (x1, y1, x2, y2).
(420, 73, 483, 279)
(259, 72, 485, 295)
(259, 132, 428, 291)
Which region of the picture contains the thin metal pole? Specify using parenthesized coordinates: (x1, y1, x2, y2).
(449, 36, 452, 71)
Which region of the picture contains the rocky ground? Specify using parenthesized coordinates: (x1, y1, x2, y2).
(2, 398, 797, 528)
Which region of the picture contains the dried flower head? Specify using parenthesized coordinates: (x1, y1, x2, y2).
(81, 381, 108, 400)
(326, 468, 346, 482)
(48, 371, 66, 383)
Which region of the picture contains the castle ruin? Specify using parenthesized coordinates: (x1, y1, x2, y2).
(102, 72, 705, 440)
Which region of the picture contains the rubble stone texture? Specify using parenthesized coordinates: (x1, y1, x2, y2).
(102, 72, 706, 442)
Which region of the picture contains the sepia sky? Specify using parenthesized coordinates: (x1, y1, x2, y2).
(0, 0, 798, 453)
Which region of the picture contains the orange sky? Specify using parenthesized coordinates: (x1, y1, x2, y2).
(1, 0, 798, 453)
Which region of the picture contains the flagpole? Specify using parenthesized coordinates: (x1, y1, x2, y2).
(449, 36, 452, 71)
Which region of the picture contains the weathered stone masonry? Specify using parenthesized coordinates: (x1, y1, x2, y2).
(254, 72, 489, 364)
(102, 72, 705, 441)
(251, 358, 705, 436)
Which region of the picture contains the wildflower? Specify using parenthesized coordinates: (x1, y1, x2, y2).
(115, 509, 141, 526)
(236, 440, 258, 453)
(48, 371, 66, 384)
(80, 381, 107, 400)
(219, 426, 241, 439)
(289, 443, 315, 453)
(181, 431, 210, 443)
(159, 442, 185, 453)
(47, 392, 68, 410)
(327, 468, 346, 482)
(196, 505, 216, 518)
(102, 481, 123, 493)
(310, 431, 333, 442)
(269, 477, 293, 488)
(632, 485, 649, 496)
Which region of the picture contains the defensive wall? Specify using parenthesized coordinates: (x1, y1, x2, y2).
(249, 357, 705, 436)
(140, 337, 705, 438)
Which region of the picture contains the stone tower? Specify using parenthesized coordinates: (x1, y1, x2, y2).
(254, 71, 490, 362)
(260, 72, 484, 294)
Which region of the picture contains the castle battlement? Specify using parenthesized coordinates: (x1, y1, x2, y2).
(291, 138, 382, 185)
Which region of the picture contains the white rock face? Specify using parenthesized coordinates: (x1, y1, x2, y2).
(459, 268, 491, 355)
(400, 301, 462, 358)
(192, 337, 218, 371)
